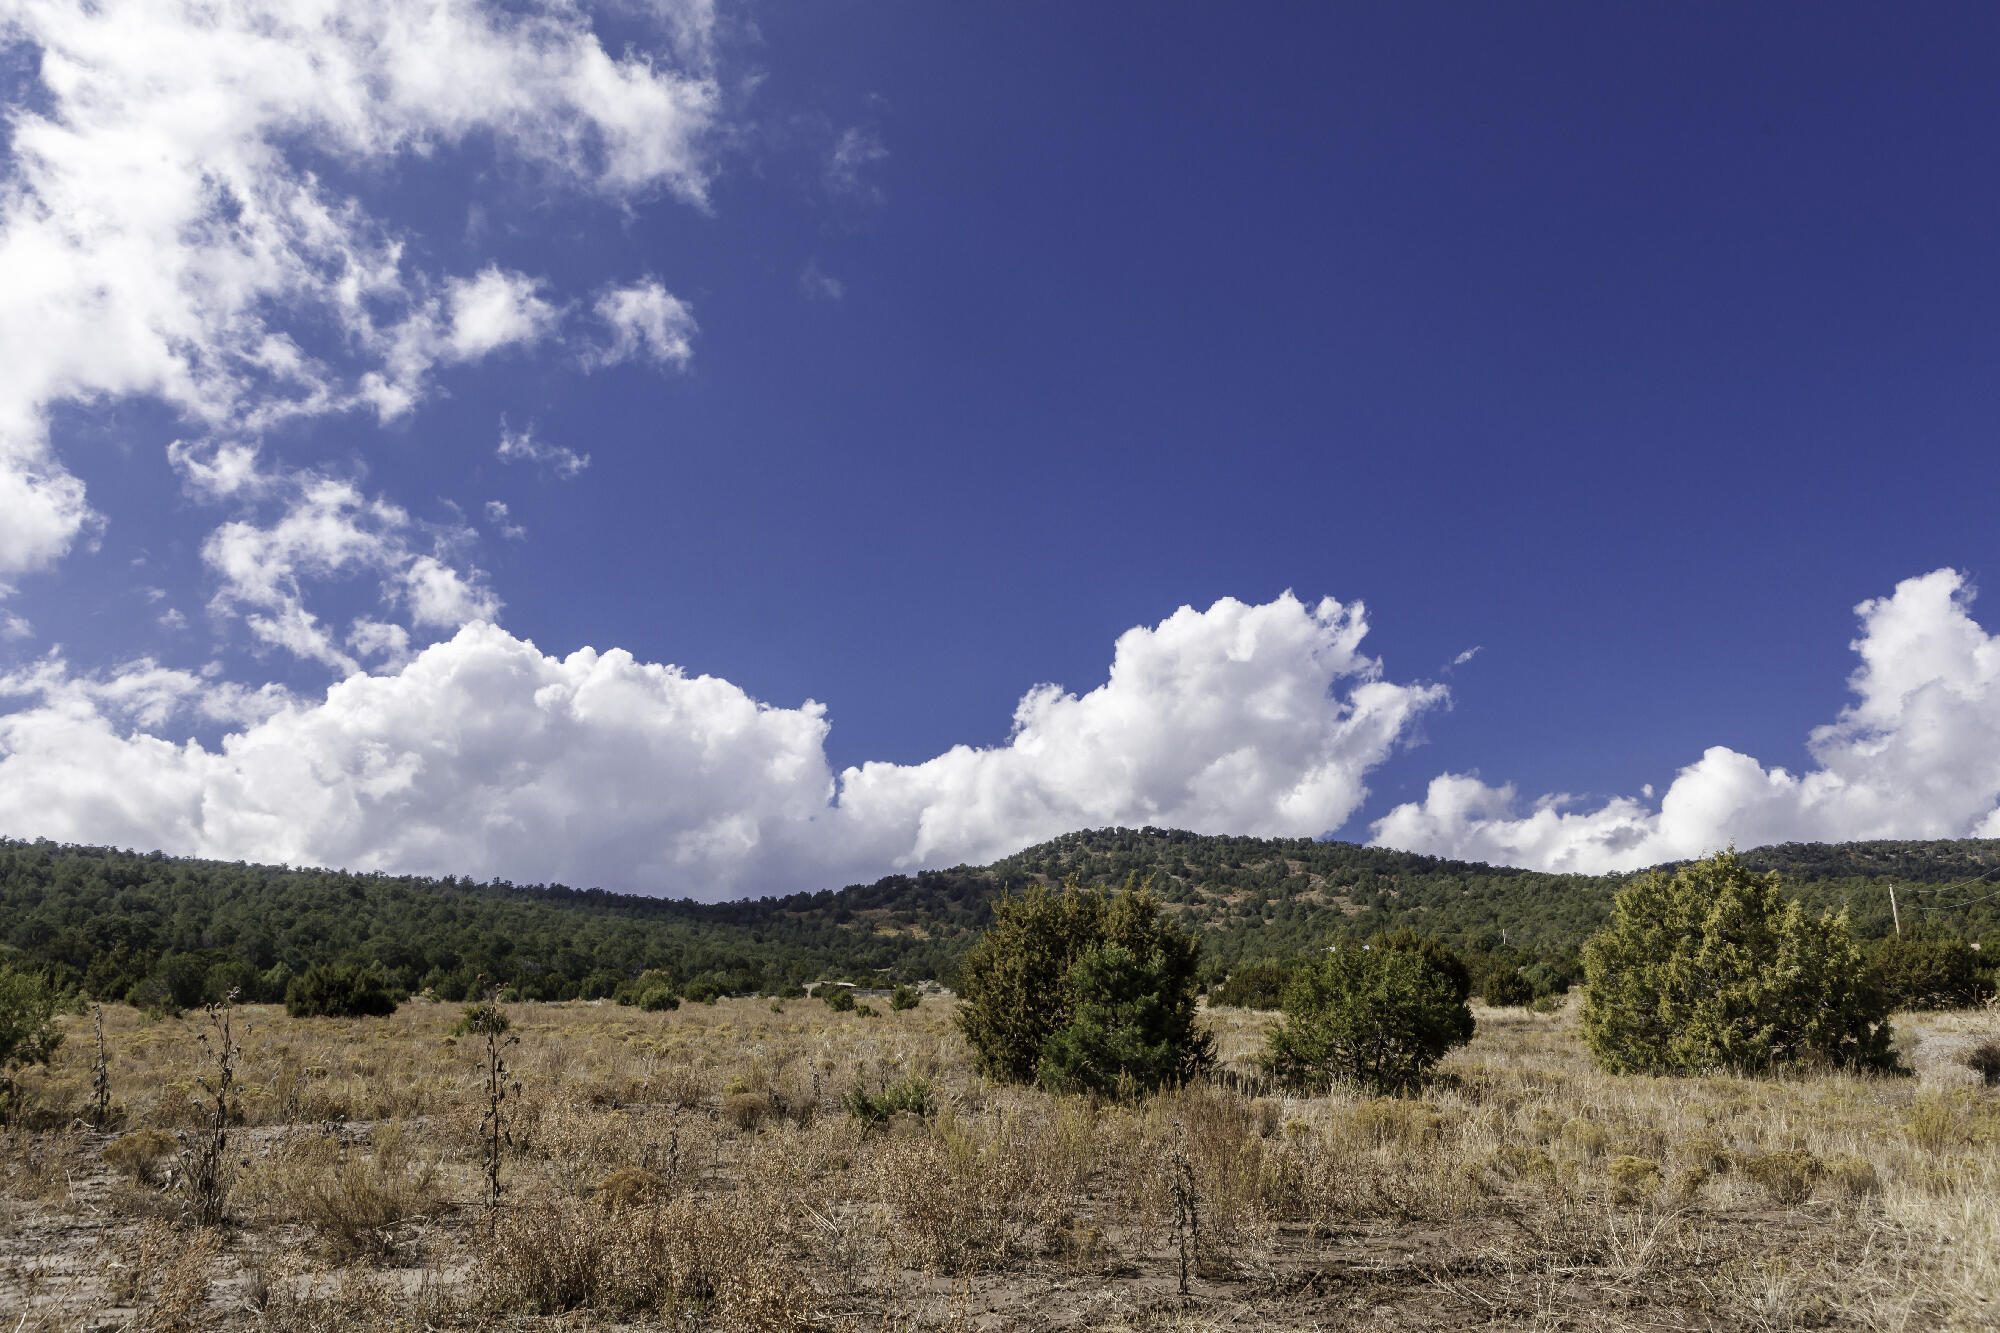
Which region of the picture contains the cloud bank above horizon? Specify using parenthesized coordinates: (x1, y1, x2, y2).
(5, 568, 1999, 896)
(0, 592, 1444, 896)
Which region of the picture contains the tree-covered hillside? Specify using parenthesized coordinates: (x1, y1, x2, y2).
(2, 828, 1995, 1010)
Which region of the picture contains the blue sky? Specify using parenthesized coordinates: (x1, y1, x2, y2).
(2, 2, 1999, 897)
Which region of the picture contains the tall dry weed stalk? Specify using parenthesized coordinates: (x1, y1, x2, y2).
(173, 992, 240, 1228)
(470, 994, 520, 1228)
(90, 1003, 112, 1128)
(1168, 1119, 1199, 1297)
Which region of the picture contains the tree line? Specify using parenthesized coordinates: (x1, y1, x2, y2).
(1, 830, 1995, 1016)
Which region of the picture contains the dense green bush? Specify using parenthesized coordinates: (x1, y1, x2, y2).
(1262, 944, 1473, 1094)
(889, 985, 920, 1011)
(956, 875, 1211, 1093)
(450, 1001, 511, 1037)
(636, 984, 681, 1012)
(680, 972, 729, 1004)
(1209, 959, 1291, 1009)
(576, 968, 625, 1000)
(842, 1076, 931, 1123)
(1482, 963, 1535, 1008)
(284, 962, 399, 1018)
(822, 986, 856, 1012)
(1580, 851, 1896, 1076)
(0, 965, 65, 1113)
(1037, 939, 1212, 1092)
(1370, 928, 1474, 1007)
(612, 969, 681, 1011)
(1867, 929, 1994, 1010)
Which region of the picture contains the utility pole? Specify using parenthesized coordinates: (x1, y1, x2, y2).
(1889, 884, 1902, 938)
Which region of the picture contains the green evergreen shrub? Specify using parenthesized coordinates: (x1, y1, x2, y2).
(1210, 959, 1291, 1009)
(1482, 963, 1535, 1008)
(889, 985, 920, 1011)
(1867, 928, 1994, 1010)
(822, 986, 856, 1012)
(574, 969, 624, 1000)
(842, 1076, 931, 1123)
(451, 1001, 511, 1037)
(0, 965, 64, 1114)
(680, 973, 729, 1004)
(1262, 944, 1473, 1094)
(1370, 928, 1474, 1006)
(284, 962, 399, 1018)
(956, 874, 1210, 1092)
(613, 969, 680, 1010)
(1037, 942, 1210, 1092)
(636, 984, 680, 1012)
(1580, 851, 1896, 1076)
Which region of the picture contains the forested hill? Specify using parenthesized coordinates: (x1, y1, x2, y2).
(2, 828, 1996, 1011)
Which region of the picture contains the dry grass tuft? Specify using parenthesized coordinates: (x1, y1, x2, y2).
(104, 1128, 177, 1185)
(273, 1120, 444, 1258)
(1741, 1149, 1825, 1206)
(483, 1191, 814, 1328)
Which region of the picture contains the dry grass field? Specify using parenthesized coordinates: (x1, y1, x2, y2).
(3, 993, 1998, 1331)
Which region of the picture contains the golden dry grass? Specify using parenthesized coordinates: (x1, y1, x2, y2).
(1, 994, 1996, 1330)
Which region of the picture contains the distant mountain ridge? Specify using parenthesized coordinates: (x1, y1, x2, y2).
(1, 828, 1995, 1006)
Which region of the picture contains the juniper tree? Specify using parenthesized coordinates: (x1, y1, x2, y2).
(1263, 943, 1472, 1094)
(1580, 850, 1895, 1075)
(957, 875, 1211, 1092)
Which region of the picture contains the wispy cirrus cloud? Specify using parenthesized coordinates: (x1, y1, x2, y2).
(496, 419, 590, 480)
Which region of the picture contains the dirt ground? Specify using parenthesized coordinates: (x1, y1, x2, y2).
(4, 997, 1997, 1330)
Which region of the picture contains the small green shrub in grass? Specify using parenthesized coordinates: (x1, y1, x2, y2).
(285, 962, 399, 1018)
(842, 1076, 931, 1123)
(1262, 945, 1472, 1095)
(1037, 942, 1206, 1093)
(0, 965, 65, 1118)
(451, 1001, 511, 1038)
(636, 985, 680, 1012)
(889, 985, 920, 1011)
(1482, 964, 1535, 1008)
(1210, 960, 1291, 1010)
(1867, 928, 1994, 1011)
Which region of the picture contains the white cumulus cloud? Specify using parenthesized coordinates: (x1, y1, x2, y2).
(1371, 568, 2000, 873)
(0, 593, 1444, 898)
(832, 594, 1445, 872)
(444, 267, 561, 362)
(590, 279, 698, 369)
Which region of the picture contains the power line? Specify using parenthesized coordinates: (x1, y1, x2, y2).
(1916, 883, 2000, 911)
(1894, 864, 2000, 912)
